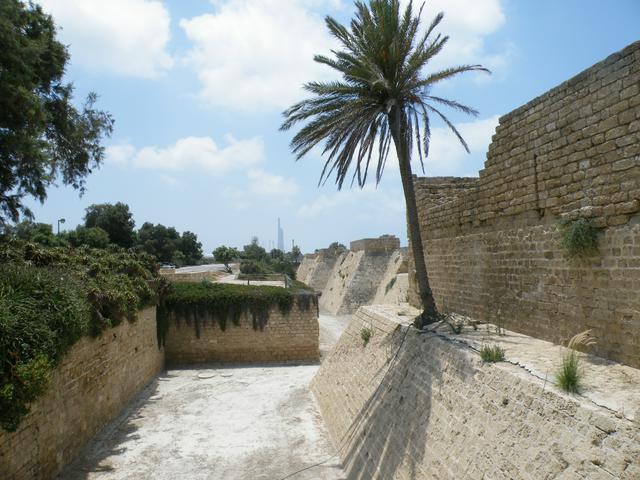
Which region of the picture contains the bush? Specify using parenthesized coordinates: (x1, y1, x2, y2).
(560, 219, 600, 258)
(0, 242, 165, 431)
(556, 350, 580, 393)
(480, 344, 505, 363)
(360, 327, 373, 346)
(239, 259, 268, 274)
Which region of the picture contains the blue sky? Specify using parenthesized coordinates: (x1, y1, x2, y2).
(28, 0, 639, 254)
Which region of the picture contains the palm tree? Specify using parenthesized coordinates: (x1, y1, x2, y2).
(280, 0, 488, 327)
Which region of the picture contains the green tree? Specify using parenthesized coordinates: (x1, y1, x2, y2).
(180, 231, 203, 265)
(136, 222, 181, 263)
(280, 0, 487, 326)
(66, 226, 109, 249)
(213, 245, 240, 273)
(3, 220, 66, 247)
(242, 237, 267, 261)
(84, 203, 135, 248)
(0, 0, 113, 224)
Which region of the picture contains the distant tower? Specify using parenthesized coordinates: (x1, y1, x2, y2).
(277, 218, 284, 251)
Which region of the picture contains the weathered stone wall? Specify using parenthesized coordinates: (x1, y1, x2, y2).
(0, 308, 164, 480)
(306, 252, 343, 292)
(409, 41, 640, 367)
(312, 306, 640, 479)
(163, 300, 320, 364)
(371, 250, 409, 305)
(296, 254, 317, 285)
(350, 235, 400, 253)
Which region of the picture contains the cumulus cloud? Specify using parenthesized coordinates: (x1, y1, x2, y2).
(39, 0, 173, 77)
(105, 135, 264, 173)
(180, 0, 338, 110)
(180, 0, 506, 111)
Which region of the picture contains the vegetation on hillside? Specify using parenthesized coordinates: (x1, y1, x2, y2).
(216, 237, 301, 279)
(280, 0, 488, 327)
(0, 242, 166, 432)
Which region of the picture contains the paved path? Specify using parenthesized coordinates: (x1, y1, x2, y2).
(59, 314, 351, 480)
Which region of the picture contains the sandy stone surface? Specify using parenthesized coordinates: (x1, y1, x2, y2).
(58, 315, 350, 480)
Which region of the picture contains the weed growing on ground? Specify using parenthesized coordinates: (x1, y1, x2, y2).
(360, 327, 373, 346)
(555, 330, 596, 394)
(480, 344, 505, 362)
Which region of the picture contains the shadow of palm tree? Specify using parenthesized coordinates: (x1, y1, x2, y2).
(327, 325, 473, 480)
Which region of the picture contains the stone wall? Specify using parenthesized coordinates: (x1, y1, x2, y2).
(350, 235, 400, 253)
(409, 41, 640, 367)
(312, 306, 640, 479)
(163, 300, 320, 364)
(0, 308, 164, 480)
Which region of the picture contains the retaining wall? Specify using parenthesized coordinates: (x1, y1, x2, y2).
(0, 308, 164, 480)
(312, 306, 640, 479)
(409, 41, 640, 367)
(163, 299, 320, 364)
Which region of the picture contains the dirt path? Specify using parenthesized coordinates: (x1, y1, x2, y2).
(59, 315, 351, 480)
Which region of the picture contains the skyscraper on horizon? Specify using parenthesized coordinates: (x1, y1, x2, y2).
(277, 218, 284, 251)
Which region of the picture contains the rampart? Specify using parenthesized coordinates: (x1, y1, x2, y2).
(409, 41, 640, 367)
(0, 308, 164, 480)
(163, 300, 320, 364)
(312, 306, 640, 479)
(350, 235, 400, 253)
(301, 235, 408, 315)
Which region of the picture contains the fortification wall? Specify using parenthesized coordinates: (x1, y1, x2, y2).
(0, 308, 164, 480)
(371, 250, 409, 304)
(312, 306, 640, 479)
(409, 41, 640, 367)
(163, 300, 319, 364)
(350, 235, 400, 253)
(296, 254, 317, 285)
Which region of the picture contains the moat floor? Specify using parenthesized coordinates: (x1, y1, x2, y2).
(59, 313, 350, 480)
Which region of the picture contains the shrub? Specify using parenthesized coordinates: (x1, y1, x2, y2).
(560, 219, 600, 258)
(0, 242, 165, 432)
(384, 277, 397, 295)
(360, 327, 373, 346)
(555, 330, 596, 394)
(480, 344, 505, 363)
(239, 259, 268, 275)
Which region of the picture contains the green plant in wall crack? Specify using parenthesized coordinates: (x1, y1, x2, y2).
(556, 330, 596, 394)
(480, 344, 505, 363)
(360, 327, 373, 347)
(560, 218, 601, 258)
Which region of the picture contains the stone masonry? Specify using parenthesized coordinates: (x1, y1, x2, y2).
(312, 306, 640, 479)
(0, 308, 164, 480)
(163, 300, 320, 364)
(408, 41, 640, 368)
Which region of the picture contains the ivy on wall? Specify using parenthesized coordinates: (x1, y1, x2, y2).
(157, 281, 318, 345)
(0, 242, 166, 432)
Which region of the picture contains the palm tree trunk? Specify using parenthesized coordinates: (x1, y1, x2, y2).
(389, 108, 439, 328)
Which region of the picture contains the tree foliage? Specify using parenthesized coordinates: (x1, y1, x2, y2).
(213, 245, 240, 273)
(280, 0, 486, 324)
(84, 202, 135, 248)
(0, 0, 113, 224)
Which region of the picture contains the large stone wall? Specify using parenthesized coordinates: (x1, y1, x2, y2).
(300, 236, 409, 315)
(409, 41, 640, 367)
(312, 306, 640, 479)
(0, 308, 164, 480)
(163, 300, 320, 364)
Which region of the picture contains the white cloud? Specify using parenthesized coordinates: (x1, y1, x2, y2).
(105, 135, 265, 173)
(405, 0, 507, 74)
(418, 115, 499, 176)
(180, 0, 338, 110)
(248, 169, 300, 196)
(39, 0, 173, 77)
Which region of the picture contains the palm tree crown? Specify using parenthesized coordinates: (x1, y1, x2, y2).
(280, 0, 488, 189)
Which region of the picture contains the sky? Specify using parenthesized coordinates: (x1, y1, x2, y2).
(26, 0, 640, 254)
